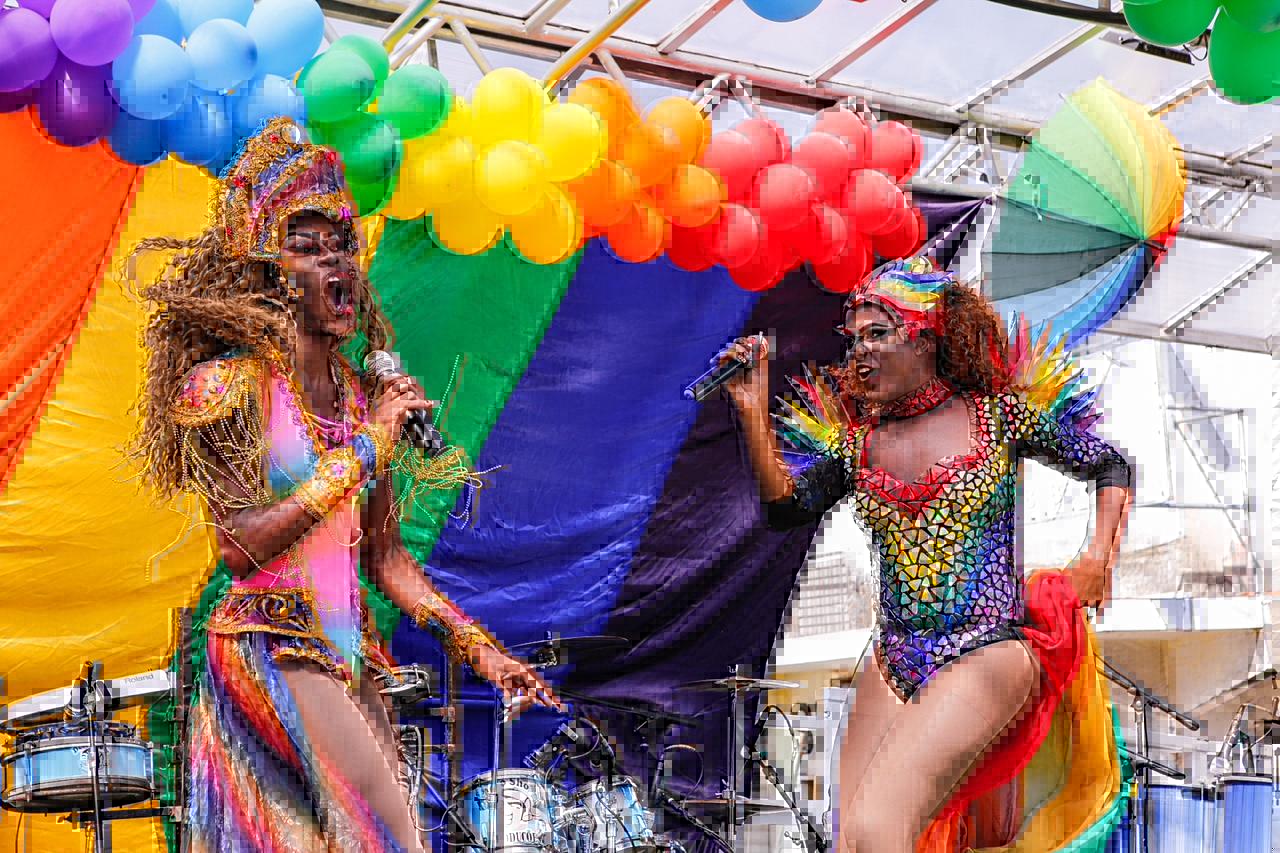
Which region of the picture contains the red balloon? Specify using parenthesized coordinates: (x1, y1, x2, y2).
(708, 203, 763, 269)
(733, 117, 790, 168)
(792, 131, 854, 204)
(812, 231, 873, 293)
(729, 233, 794, 292)
(700, 130, 760, 204)
(777, 203, 847, 265)
(869, 120, 922, 184)
(753, 163, 815, 231)
(844, 170, 904, 236)
(814, 108, 870, 169)
(666, 223, 716, 272)
(872, 206, 926, 260)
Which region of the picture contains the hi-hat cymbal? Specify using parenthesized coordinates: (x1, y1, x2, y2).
(509, 635, 631, 665)
(677, 676, 799, 692)
(682, 797, 790, 818)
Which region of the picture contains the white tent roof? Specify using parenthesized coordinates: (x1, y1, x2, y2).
(326, 0, 1277, 353)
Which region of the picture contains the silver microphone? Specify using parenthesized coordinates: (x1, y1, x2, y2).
(362, 350, 446, 456)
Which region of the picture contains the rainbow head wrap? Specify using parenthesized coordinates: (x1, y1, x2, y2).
(214, 116, 356, 262)
(843, 255, 953, 338)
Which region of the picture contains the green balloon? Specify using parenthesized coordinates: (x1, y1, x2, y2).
(378, 65, 453, 140)
(1224, 0, 1280, 31)
(322, 111, 403, 186)
(348, 176, 392, 216)
(1124, 0, 1218, 45)
(299, 50, 377, 124)
(330, 35, 390, 94)
(1209, 13, 1280, 103)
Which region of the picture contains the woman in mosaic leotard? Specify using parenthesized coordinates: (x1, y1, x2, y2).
(720, 257, 1132, 852)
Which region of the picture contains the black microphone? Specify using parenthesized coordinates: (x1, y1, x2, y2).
(682, 333, 766, 402)
(363, 350, 447, 456)
(524, 720, 584, 769)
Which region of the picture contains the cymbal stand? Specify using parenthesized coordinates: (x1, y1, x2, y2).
(651, 787, 732, 853)
(724, 665, 748, 848)
(748, 748, 826, 853)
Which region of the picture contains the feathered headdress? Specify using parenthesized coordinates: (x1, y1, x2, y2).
(843, 255, 951, 338)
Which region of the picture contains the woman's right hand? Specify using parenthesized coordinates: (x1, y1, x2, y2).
(716, 334, 771, 413)
(371, 376, 435, 444)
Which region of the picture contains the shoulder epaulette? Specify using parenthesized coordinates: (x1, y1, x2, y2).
(168, 355, 262, 429)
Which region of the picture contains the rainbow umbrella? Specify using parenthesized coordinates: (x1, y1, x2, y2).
(984, 79, 1185, 348)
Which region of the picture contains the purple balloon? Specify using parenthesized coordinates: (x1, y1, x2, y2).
(50, 0, 134, 66)
(36, 56, 115, 146)
(128, 0, 158, 19)
(0, 8, 58, 92)
(19, 0, 57, 17)
(0, 85, 37, 114)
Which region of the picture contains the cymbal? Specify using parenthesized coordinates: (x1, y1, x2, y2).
(682, 797, 790, 818)
(509, 635, 631, 664)
(677, 676, 799, 692)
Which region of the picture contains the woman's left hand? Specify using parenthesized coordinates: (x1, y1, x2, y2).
(469, 644, 566, 717)
(1067, 551, 1112, 611)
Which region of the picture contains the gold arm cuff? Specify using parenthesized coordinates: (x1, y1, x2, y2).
(410, 592, 500, 662)
(294, 445, 365, 520)
(358, 423, 394, 475)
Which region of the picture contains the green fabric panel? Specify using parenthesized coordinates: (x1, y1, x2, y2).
(986, 201, 1133, 300)
(366, 220, 582, 564)
(1007, 142, 1141, 239)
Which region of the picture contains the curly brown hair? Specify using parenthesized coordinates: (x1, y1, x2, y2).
(830, 282, 1011, 401)
(125, 228, 392, 500)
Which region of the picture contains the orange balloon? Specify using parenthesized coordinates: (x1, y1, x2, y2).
(508, 186, 583, 265)
(567, 77, 639, 159)
(568, 160, 637, 229)
(646, 97, 711, 164)
(654, 164, 723, 229)
(606, 199, 669, 264)
(620, 120, 679, 188)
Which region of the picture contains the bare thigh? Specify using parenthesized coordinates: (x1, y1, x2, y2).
(834, 653, 902, 811)
(843, 640, 1039, 852)
(279, 662, 424, 853)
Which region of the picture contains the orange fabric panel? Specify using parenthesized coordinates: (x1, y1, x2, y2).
(0, 111, 138, 490)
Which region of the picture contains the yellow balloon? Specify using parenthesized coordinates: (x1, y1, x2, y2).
(381, 178, 425, 220)
(476, 140, 549, 217)
(408, 135, 476, 211)
(508, 185, 583, 265)
(471, 67, 549, 150)
(431, 191, 504, 256)
(536, 102, 606, 183)
(435, 97, 472, 141)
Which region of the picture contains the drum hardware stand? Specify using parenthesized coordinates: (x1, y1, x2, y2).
(651, 787, 732, 853)
(746, 749, 826, 853)
(1101, 658, 1199, 853)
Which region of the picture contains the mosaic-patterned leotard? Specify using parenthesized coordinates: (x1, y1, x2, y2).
(769, 390, 1131, 700)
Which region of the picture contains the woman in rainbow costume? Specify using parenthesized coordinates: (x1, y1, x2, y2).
(129, 118, 560, 852)
(721, 256, 1134, 852)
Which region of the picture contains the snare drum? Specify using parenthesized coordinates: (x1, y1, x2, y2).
(571, 777, 656, 853)
(455, 769, 563, 853)
(2, 722, 155, 813)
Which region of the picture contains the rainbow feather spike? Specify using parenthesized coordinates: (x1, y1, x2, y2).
(774, 365, 852, 474)
(1004, 312, 1100, 432)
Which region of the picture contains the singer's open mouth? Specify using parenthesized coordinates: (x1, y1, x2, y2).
(323, 274, 354, 317)
(856, 364, 875, 381)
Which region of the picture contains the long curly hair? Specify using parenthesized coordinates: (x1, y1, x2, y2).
(830, 282, 1010, 401)
(126, 228, 392, 500)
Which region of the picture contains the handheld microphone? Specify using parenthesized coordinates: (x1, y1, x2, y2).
(682, 334, 766, 402)
(524, 720, 584, 769)
(363, 350, 447, 456)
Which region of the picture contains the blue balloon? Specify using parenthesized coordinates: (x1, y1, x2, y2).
(177, 0, 252, 34)
(231, 74, 303, 137)
(186, 18, 257, 92)
(113, 34, 192, 119)
(108, 108, 167, 165)
(163, 92, 232, 166)
(133, 0, 183, 42)
(743, 0, 822, 22)
(247, 0, 324, 78)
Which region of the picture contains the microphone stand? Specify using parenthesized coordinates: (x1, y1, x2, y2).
(750, 749, 827, 853)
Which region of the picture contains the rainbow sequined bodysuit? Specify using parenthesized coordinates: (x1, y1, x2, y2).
(769, 390, 1130, 700)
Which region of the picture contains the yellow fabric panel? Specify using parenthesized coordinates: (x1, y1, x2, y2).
(0, 159, 217, 851)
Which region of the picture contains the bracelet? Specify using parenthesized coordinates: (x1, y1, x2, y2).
(355, 423, 394, 475)
(410, 591, 499, 662)
(294, 445, 366, 520)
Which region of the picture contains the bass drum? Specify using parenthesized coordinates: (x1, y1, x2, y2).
(2, 721, 155, 813)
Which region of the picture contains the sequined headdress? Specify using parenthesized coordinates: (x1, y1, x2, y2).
(214, 117, 356, 262)
(844, 255, 953, 337)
